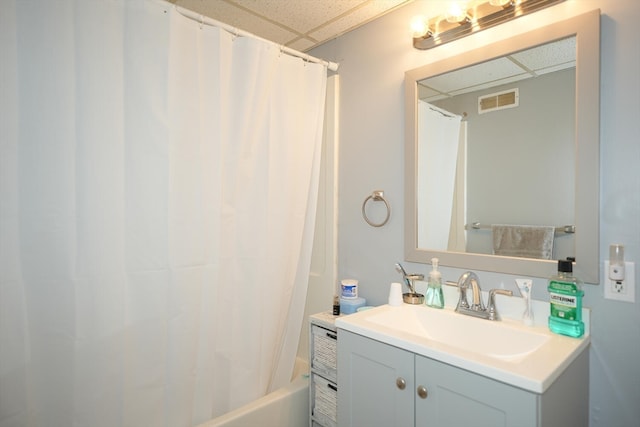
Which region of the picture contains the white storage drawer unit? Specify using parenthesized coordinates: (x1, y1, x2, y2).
(309, 312, 338, 427)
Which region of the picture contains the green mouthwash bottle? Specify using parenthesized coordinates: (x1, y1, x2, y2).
(548, 259, 584, 338)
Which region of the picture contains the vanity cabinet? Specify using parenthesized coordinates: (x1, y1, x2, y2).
(337, 329, 414, 427)
(415, 354, 536, 426)
(338, 330, 589, 427)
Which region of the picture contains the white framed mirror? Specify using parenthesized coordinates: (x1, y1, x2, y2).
(404, 10, 600, 283)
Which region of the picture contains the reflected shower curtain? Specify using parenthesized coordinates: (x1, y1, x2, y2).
(448, 122, 467, 252)
(417, 101, 463, 250)
(0, 1, 327, 426)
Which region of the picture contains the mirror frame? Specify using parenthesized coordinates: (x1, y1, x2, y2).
(404, 10, 600, 283)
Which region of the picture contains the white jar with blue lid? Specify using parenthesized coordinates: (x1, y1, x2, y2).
(340, 279, 358, 299)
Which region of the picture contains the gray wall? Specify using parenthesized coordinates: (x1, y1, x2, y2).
(310, 1, 639, 426)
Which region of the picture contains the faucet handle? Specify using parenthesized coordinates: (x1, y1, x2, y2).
(487, 289, 513, 321)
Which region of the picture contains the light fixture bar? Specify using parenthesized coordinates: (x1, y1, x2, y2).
(413, 0, 566, 50)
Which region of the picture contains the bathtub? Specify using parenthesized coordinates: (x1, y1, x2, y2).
(198, 358, 310, 427)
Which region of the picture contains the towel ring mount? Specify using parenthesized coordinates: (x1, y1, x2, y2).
(362, 190, 391, 227)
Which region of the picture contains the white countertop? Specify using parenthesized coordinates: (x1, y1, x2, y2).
(335, 290, 590, 394)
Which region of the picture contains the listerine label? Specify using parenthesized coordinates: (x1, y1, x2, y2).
(549, 291, 578, 320)
(550, 281, 576, 292)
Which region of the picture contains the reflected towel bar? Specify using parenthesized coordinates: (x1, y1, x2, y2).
(466, 222, 575, 234)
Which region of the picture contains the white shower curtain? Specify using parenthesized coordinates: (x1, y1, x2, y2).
(0, 1, 327, 426)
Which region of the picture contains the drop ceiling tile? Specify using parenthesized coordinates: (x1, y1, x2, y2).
(448, 74, 532, 97)
(174, 0, 299, 46)
(418, 84, 444, 101)
(423, 94, 449, 102)
(228, 0, 367, 34)
(534, 62, 576, 75)
(422, 57, 526, 94)
(286, 37, 317, 52)
(309, 0, 409, 42)
(511, 37, 576, 72)
(173, 0, 414, 51)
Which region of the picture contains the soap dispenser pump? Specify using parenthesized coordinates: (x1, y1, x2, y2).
(426, 258, 444, 309)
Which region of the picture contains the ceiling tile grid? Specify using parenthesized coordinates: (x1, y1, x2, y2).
(418, 38, 576, 100)
(172, 0, 301, 46)
(510, 37, 576, 74)
(309, 0, 409, 43)
(170, 0, 413, 51)
(230, 0, 363, 34)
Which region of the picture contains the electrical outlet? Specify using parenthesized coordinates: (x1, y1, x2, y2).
(604, 261, 635, 302)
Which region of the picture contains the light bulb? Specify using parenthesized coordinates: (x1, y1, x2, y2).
(410, 15, 430, 37)
(489, 0, 512, 6)
(445, 2, 468, 23)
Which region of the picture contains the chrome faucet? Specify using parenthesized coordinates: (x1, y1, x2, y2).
(452, 271, 513, 320)
(453, 271, 484, 311)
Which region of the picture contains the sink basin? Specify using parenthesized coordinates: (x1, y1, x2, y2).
(366, 306, 549, 362)
(335, 303, 590, 393)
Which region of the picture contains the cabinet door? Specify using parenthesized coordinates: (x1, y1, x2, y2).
(415, 355, 538, 427)
(338, 330, 414, 427)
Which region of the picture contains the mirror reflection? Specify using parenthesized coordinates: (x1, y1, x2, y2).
(416, 37, 577, 261)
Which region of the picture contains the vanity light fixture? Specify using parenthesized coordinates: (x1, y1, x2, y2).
(489, 0, 513, 6)
(412, 0, 566, 50)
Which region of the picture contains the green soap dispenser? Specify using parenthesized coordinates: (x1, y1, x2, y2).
(548, 259, 584, 338)
(426, 257, 444, 309)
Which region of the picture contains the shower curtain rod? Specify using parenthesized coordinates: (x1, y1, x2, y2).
(175, 6, 340, 72)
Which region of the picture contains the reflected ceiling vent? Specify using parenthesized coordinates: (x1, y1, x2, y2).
(478, 88, 519, 114)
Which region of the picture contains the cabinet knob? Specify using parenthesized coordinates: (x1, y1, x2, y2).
(417, 385, 428, 399)
(396, 377, 406, 390)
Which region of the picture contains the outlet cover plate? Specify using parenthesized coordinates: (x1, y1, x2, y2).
(604, 261, 635, 303)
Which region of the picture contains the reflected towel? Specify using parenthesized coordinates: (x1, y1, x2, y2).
(491, 224, 555, 260)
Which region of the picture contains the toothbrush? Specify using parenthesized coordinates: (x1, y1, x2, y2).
(395, 263, 415, 293)
(515, 279, 534, 326)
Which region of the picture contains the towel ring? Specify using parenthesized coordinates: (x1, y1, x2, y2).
(362, 190, 390, 227)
